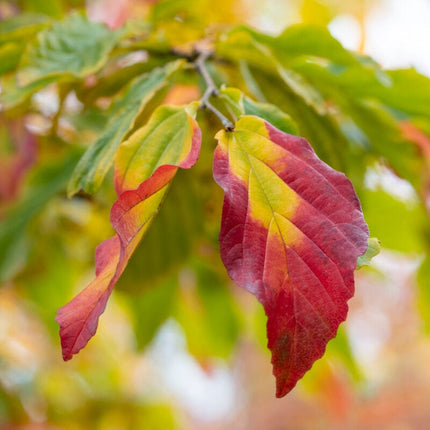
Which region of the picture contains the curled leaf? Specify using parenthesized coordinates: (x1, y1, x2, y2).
(56, 105, 201, 360)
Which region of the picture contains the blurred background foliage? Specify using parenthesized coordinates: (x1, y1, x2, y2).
(0, 0, 430, 429)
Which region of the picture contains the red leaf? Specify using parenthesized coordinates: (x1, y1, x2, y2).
(213, 116, 368, 397)
(56, 106, 201, 360)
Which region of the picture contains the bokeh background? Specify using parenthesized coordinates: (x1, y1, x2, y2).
(1, 0, 430, 429)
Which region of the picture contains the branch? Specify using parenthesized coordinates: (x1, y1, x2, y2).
(194, 51, 234, 131)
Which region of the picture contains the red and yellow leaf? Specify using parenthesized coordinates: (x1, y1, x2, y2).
(213, 115, 369, 397)
(56, 105, 201, 360)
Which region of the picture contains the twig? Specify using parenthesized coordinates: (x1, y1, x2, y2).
(194, 51, 234, 131)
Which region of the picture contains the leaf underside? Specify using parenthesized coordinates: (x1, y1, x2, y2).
(213, 115, 369, 397)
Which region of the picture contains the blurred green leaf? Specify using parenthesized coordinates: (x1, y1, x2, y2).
(18, 12, 121, 85)
(0, 42, 24, 75)
(0, 74, 58, 110)
(0, 13, 49, 43)
(417, 256, 430, 333)
(247, 67, 348, 171)
(117, 167, 204, 293)
(362, 188, 427, 253)
(0, 151, 80, 281)
(127, 278, 177, 350)
(20, 0, 65, 18)
(175, 260, 240, 359)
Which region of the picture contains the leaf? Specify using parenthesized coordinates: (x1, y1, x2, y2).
(417, 256, 430, 333)
(128, 278, 177, 350)
(217, 28, 328, 115)
(0, 13, 49, 44)
(116, 168, 204, 292)
(0, 42, 24, 75)
(18, 12, 121, 85)
(272, 24, 358, 65)
(356, 237, 380, 269)
(175, 260, 240, 359)
(218, 24, 358, 67)
(220, 87, 298, 135)
(243, 98, 298, 135)
(213, 116, 369, 397)
(362, 188, 427, 253)
(0, 151, 80, 281)
(56, 104, 201, 360)
(0, 75, 58, 110)
(235, 63, 349, 171)
(67, 60, 183, 196)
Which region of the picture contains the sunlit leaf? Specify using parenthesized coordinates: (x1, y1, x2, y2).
(67, 60, 184, 196)
(56, 104, 201, 360)
(213, 115, 369, 396)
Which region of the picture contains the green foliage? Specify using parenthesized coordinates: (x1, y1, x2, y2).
(19, 12, 121, 83)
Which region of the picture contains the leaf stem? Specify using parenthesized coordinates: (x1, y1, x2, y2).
(194, 51, 234, 131)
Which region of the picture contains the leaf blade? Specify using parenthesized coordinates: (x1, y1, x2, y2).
(213, 116, 368, 396)
(56, 104, 201, 360)
(67, 61, 183, 196)
(18, 12, 120, 84)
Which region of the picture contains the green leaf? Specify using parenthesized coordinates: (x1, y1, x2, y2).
(219, 87, 299, 135)
(246, 67, 348, 170)
(0, 13, 49, 44)
(217, 24, 357, 72)
(273, 24, 358, 65)
(218, 31, 327, 115)
(20, 0, 65, 18)
(0, 42, 24, 75)
(175, 261, 240, 359)
(376, 69, 430, 119)
(0, 151, 80, 281)
(67, 60, 184, 196)
(417, 256, 430, 333)
(127, 278, 178, 350)
(18, 12, 121, 85)
(362, 189, 427, 253)
(0, 74, 58, 110)
(243, 97, 299, 135)
(356, 237, 381, 269)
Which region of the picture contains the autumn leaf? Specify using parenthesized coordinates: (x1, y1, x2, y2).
(56, 104, 201, 360)
(213, 115, 369, 397)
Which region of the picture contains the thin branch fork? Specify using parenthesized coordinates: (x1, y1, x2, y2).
(194, 51, 234, 131)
